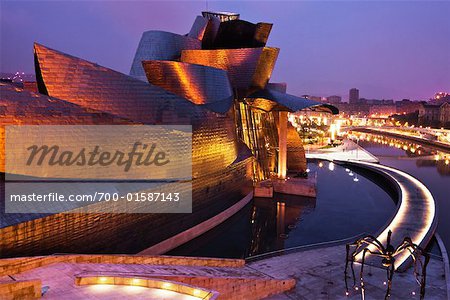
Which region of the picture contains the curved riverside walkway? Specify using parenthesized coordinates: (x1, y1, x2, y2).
(248, 152, 444, 299)
(345, 160, 437, 270)
(306, 140, 437, 270)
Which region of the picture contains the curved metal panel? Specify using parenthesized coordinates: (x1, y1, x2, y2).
(129, 31, 201, 81)
(246, 88, 339, 114)
(201, 16, 220, 49)
(0, 83, 133, 173)
(251, 47, 279, 90)
(142, 60, 233, 113)
(33, 43, 239, 173)
(181, 47, 279, 91)
(188, 16, 209, 40)
(0, 83, 133, 125)
(287, 122, 307, 172)
(213, 20, 273, 49)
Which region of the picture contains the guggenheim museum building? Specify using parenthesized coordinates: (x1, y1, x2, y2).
(0, 11, 337, 257)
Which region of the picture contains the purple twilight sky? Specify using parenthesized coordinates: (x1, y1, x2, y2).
(1, 0, 449, 101)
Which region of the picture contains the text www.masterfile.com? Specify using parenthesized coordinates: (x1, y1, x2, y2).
(8, 192, 181, 202)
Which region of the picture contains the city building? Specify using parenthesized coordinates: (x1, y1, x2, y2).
(0, 11, 337, 258)
(439, 102, 450, 128)
(349, 88, 359, 104)
(418, 103, 441, 126)
(365, 99, 394, 105)
(326, 95, 342, 104)
(420, 92, 450, 127)
(396, 99, 422, 115)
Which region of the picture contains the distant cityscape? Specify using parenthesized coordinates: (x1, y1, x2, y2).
(302, 88, 450, 128)
(2, 72, 449, 128)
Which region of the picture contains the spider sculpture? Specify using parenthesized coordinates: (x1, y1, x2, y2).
(344, 230, 430, 300)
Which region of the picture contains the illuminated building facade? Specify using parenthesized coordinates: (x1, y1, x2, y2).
(0, 11, 337, 257)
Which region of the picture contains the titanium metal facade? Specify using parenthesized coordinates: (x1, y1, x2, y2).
(0, 83, 133, 174)
(0, 11, 337, 257)
(129, 31, 201, 81)
(181, 47, 279, 93)
(246, 89, 339, 114)
(188, 16, 209, 40)
(142, 60, 233, 113)
(33, 43, 242, 180)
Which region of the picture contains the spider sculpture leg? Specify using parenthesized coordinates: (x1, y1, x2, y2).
(356, 235, 386, 255)
(394, 239, 430, 300)
(345, 242, 361, 293)
(356, 247, 394, 300)
(359, 248, 370, 292)
(345, 238, 385, 295)
(385, 262, 395, 300)
(404, 246, 422, 286)
(360, 235, 386, 251)
(394, 241, 421, 283)
(345, 244, 352, 293)
(346, 241, 371, 291)
(359, 248, 389, 295)
(420, 252, 430, 300)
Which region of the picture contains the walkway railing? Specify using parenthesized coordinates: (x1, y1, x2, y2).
(245, 232, 369, 263)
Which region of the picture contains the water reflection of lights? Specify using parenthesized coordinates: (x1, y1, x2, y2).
(328, 162, 335, 171)
(354, 132, 450, 163)
(349, 172, 354, 176)
(318, 162, 324, 168)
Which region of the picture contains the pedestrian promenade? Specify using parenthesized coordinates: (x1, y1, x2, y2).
(305, 139, 379, 163)
(306, 140, 437, 270)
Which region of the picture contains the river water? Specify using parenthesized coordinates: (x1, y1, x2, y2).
(170, 133, 450, 259)
(169, 160, 396, 258)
